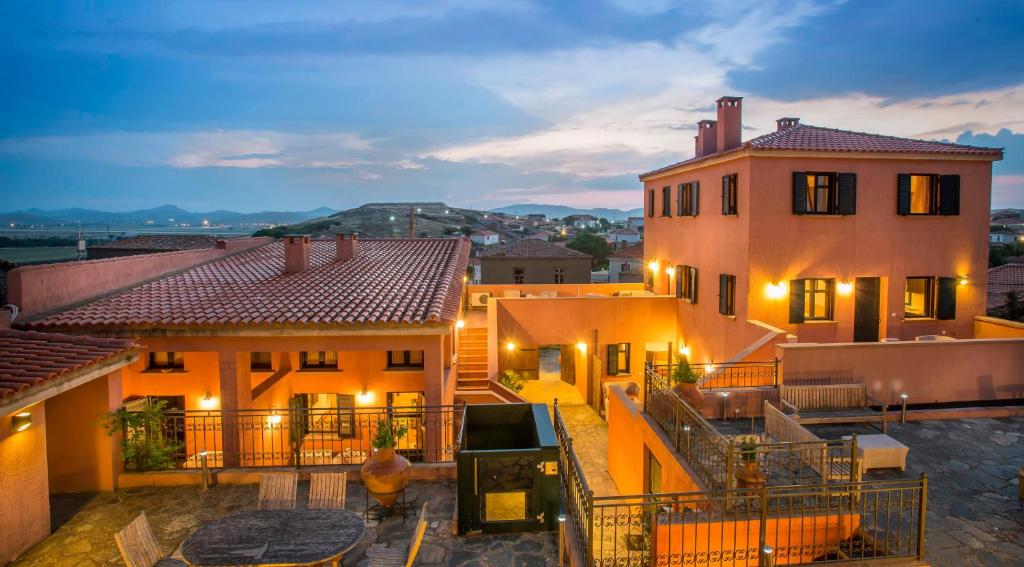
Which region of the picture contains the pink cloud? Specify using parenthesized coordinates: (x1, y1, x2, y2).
(993, 175, 1024, 209)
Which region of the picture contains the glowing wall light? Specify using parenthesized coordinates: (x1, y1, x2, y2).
(665, 266, 674, 277)
(455, 319, 466, 329)
(267, 410, 282, 426)
(678, 345, 691, 358)
(199, 393, 218, 410)
(357, 389, 375, 404)
(764, 282, 787, 299)
(506, 342, 517, 352)
(704, 362, 716, 374)
(648, 260, 660, 273)
(837, 281, 853, 295)
(11, 411, 32, 432)
(958, 276, 969, 286)
(576, 342, 588, 353)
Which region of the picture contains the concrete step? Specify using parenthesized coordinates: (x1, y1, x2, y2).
(458, 372, 489, 380)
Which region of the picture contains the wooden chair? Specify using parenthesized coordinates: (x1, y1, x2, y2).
(114, 512, 186, 567)
(258, 472, 298, 510)
(308, 472, 348, 509)
(367, 503, 429, 567)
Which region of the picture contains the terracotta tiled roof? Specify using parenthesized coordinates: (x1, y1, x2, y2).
(641, 124, 1003, 179)
(480, 239, 591, 259)
(609, 243, 643, 260)
(471, 230, 498, 236)
(27, 238, 471, 330)
(90, 234, 221, 251)
(987, 263, 1024, 310)
(0, 329, 135, 399)
(610, 228, 639, 235)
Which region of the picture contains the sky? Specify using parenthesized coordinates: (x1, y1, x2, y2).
(1, 0, 1023, 212)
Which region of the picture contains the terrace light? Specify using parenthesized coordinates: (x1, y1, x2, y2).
(678, 345, 690, 358)
(764, 282, 786, 299)
(576, 342, 588, 353)
(506, 342, 516, 352)
(268, 410, 282, 425)
(357, 389, 374, 404)
(199, 393, 217, 410)
(837, 281, 853, 295)
(648, 260, 660, 273)
(958, 276, 969, 286)
(704, 363, 716, 374)
(11, 411, 31, 432)
(456, 319, 466, 329)
(665, 267, 674, 277)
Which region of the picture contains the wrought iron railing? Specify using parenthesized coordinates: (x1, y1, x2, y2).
(122, 404, 462, 470)
(556, 390, 927, 565)
(649, 360, 779, 389)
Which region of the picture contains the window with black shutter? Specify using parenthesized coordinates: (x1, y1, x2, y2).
(680, 265, 698, 303)
(837, 173, 857, 215)
(719, 274, 735, 316)
(897, 174, 959, 216)
(678, 182, 700, 216)
(802, 278, 835, 320)
(791, 172, 855, 215)
(647, 189, 655, 217)
(789, 279, 805, 324)
(721, 174, 738, 215)
(606, 343, 630, 375)
(904, 277, 934, 318)
(936, 277, 957, 320)
(661, 186, 672, 217)
(675, 265, 683, 298)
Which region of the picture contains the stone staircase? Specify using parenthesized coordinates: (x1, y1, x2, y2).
(456, 326, 490, 390)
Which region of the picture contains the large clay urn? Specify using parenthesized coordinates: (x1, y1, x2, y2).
(361, 447, 412, 506)
(673, 381, 705, 409)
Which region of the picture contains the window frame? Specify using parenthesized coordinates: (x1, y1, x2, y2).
(647, 189, 655, 217)
(904, 276, 936, 318)
(722, 174, 738, 215)
(300, 351, 339, 371)
(607, 343, 631, 375)
(250, 351, 273, 371)
(387, 350, 425, 370)
(553, 266, 566, 284)
(719, 274, 736, 316)
(805, 172, 838, 214)
(907, 174, 938, 216)
(147, 351, 184, 371)
(512, 267, 525, 284)
(661, 186, 672, 217)
(802, 278, 835, 321)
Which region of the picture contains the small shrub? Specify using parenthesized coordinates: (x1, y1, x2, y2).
(736, 434, 760, 463)
(103, 400, 183, 471)
(499, 369, 525, 393)
(372, 418, 409, 449)
(671, 355, 699, 385)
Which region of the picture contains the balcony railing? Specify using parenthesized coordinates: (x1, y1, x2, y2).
(121, 404, 461, 470)
(649, 360, 779, 389)
(555, 398, 928, 566)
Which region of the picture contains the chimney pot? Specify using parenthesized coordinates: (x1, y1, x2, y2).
(335, 232, 358, 261)
(776, 117, 800, 131)
(284, 235, 310, 274)
(715, 96, 743, 153)
(695, 119, 718, 158)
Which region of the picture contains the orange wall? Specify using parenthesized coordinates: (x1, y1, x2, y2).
(778, 338, 1024, 405)
(7, 237, 271, 316)
(45, 372, 123, 492)
(974, 315, 1024, 338)
(468, 282, 644, 299)
(644, 154, 994, 362)
(0, 403, 50, 565)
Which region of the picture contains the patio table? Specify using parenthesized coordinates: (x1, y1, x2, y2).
(182, 509, 364, 566)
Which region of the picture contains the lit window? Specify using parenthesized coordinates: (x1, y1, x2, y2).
(148, 352, 184, 371)
(909, 175, 935, 214)
(805, 173, 836, 214)
(905, 277, 934, 318)
(301, 351, 338, 370)
(387, 350, 425, 369)
(607, 343, 631, 375)
(803, 279, 834, 321)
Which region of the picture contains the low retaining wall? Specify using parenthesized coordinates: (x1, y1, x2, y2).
(118, 462, 455, 488)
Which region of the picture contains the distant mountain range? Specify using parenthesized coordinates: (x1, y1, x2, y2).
(489, 204, 643, 220)
(0, 205, 338, 226)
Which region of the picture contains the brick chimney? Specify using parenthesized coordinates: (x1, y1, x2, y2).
(284, 235, 310, 274)
(335, 233, 357, 261)
(716, 96, 743, 153)
(694, 119, 718, 158)
(776, 117, 800, 131)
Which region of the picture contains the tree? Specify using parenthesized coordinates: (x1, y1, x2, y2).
(253, 226, 289, 238)
(994, 291, 1024, 322)
(567, 230, 612, 268)
(459, 226, 474, 236)
(598, 217, 611, 230)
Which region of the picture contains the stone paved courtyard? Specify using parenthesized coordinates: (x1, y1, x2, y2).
(13, 480, 558, 567)
(717, 416, 1024, 566)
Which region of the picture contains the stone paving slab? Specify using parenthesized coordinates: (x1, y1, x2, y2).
(13, 480, 558, 567)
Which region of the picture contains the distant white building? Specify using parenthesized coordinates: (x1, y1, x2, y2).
(627, 216, 644, 230)
(524, 229, 552, 241)
(608, 243, 643, 283)
(470, 230, 500, 246)
(609, 228, 641, 246)
(563, 214, 599, 229)
(990, 230, 1021, 245)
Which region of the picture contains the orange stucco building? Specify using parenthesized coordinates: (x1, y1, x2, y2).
(641, 97, 1004, 365)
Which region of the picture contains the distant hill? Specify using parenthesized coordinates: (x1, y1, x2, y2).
(1, 205, 338, 226)
(490, 204, 642, 220)
(267, 202, 483, 238)
(992, 208, 1024, 225)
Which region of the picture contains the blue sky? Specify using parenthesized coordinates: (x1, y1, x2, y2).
(1, 0, 1022, 212)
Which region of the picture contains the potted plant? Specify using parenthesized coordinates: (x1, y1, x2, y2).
(498, 369, 525, 393)
(734, 434, 764, 486)
(361, 418, 412, 506)
(671, 355, 704, 407)
(103, 399, 184, 472)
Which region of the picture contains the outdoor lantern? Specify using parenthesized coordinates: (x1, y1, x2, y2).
(506, 342, 517, 352)
(958, 276, 969, 286)
(837, 281, 853, 295)
(678, 345, 690, 357)
(664, 266, 674, 277)
(11, 411, 31, 432)
(576, 342, 588, 353)
(704, 362, 716, 374)
(456, 319, 466, 329)
(647, 260, 660, 273)
(764, 281, 787, 299)
(357, 389, 374, 404)
(268, 410, 282, 425)
(199, 393, 217, 410)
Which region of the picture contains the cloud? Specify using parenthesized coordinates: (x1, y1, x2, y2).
(993, 175, 1024, 209)
(955, 129, 1024, 175)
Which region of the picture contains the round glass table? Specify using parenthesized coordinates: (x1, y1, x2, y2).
(182, 509, 365, 566)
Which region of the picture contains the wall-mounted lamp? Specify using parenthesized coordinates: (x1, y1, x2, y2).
(576, 342, 588, 353)
(357, 389, 375, 404)
(678, 345, 691, 358)
(664, 266, 674, 277)
(11, 411, 32, 432)
(455, 319, 466, 329)
(837, 281, 853, 295)
(506, 342, 517, 352)
(764, 282, 787, 299)
(704, 362, 716, 374)
(958, 276, 969, 286)
(199, 392, 217, 410)
(647, 260, 660, 273)
(268, 410, 282, 426)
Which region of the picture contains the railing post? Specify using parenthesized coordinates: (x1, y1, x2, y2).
(850, 434, 858, 483)
(758, 484, 770, 566)
(918, 473, 928, 560)
(586, 489, 595, 567)
(672, 402, 681, 452)
(773, 358, 780, 386)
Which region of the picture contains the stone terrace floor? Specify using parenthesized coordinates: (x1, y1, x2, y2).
(716, 416, 1024, 566)
(13, 480, 558, 567)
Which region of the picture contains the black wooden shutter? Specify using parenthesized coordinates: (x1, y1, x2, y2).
(606, 345, 618, 375)
(939, 175, 960, 215)
(692, 181, 700, 216)
(722, 176, 729, 215)
(789, 279, 805, 324)
(647, 189, 655, 217)
(838, 173, 857, 215)
(677, 184, 684, 216)
(897, 174, 911, 215)
(792, 172, 807, 214)
(936, 277, 957, 320)
(719, 274, 729, 315)
(675, 265, 683, 298)
(691, 267, 699, 304)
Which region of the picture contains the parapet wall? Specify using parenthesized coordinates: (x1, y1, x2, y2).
(8, 237, 272, 317)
